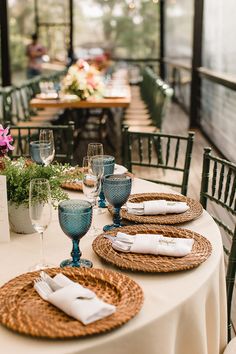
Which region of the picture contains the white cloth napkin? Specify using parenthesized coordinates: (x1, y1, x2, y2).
(110, 232, 194, 257)
(34, 273, 116, 325)
(126, 200, 189, 215)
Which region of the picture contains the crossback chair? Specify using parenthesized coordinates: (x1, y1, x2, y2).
(123, 127, 194, 195)
(200, 147, 236, 341)
(7, 121, 75, 164)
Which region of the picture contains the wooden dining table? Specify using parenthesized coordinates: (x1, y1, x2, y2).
(0, 178, 227, 354)
(30, 86, 131, 110)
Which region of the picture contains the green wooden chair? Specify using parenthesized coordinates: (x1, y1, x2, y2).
(123, 127, 194, 195)
(7, 121, 75, 164)
(200, 147, 236, 341)
(123, 68, 173, 133)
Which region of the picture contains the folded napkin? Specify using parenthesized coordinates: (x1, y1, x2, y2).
(126, 200, 189, 215)
(34, 273, 116, 325)
(110, 232, 194, 257)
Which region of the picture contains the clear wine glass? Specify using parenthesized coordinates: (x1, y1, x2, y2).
(82, 156, 100, 235)
(29, 178, 52, 270)
(58, 200, 93, 268)
(103, 174, 132, 231)
(90, 155, 105, 214)
(87, 143, 104, 159)
(39, 129, 55, 166)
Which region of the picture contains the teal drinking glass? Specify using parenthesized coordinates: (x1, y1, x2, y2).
(58, 200, 93, 268)
(103, 174, 132, 231)
(30, 140, 51, 165)
(98, 155, 115, 208)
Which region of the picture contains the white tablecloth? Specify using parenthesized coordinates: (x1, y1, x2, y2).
(0, 179, 227, 354)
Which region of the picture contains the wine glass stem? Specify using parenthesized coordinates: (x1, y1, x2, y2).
(71, 239, 81, 266)
(39, 231, 45, 265)
(113, 207, 121, 227)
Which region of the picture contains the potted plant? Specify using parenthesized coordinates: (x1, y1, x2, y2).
(0, 157, 72, 234)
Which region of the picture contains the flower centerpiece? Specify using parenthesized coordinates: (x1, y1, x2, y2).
(0, 157, 72, 234)
(0, 124, 14, 156)
(61, 59, 104, 100)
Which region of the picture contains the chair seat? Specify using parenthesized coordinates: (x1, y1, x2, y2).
(127, 125, 159, 133)
(124, 113, 151, 119)
(123, 119, 153, 126)
(223, 337, 236, 354)
(126, 111, 149, 115)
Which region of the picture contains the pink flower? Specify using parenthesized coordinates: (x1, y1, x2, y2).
(0, 125, 14, 156)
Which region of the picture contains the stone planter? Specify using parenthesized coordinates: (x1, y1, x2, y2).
(8, 203, 35, 234)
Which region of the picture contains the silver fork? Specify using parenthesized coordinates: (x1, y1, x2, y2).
(34, 278, 53, 300)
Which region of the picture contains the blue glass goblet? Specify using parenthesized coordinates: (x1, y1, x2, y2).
(98, 155, 115, 208)
(30, 140, 51, 165)
(30, 141, 44, 165)
(103, 174, 132, 231)
(58, 200, 93, 268)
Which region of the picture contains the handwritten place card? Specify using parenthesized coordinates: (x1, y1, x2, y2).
(0, 176, 10, 242)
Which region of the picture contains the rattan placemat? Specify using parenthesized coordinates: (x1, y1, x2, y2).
(116, 193, 203, 225)
(61, 180, 83, 191)
(92, 224, 212, 272)
(0, 267, 143, 338)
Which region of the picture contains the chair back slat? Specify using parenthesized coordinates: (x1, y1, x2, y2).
(218, 164, 225, 200)
(138, 136, 143, 163)
(174, 138, 180, 167)
(212, 161, 217, 197)
(224, 168, 232, 204)
(229, 175, 236, 209)
(200, 147, 236, 341)
(165, 137, 171, 166)
(148, 136, 152, 164)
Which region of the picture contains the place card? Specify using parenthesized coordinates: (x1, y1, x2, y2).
(0, 176, 10, 242)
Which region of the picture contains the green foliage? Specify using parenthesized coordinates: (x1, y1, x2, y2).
(0, 157, 72, 207)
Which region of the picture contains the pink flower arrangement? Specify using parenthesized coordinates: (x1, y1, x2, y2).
(0, 125, 14, 157)
(61, 59, 104, 100)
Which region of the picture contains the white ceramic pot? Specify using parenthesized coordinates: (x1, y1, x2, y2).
(8, 203, 35, 234)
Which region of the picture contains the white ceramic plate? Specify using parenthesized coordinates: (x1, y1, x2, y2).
(114, 164, 128, 174)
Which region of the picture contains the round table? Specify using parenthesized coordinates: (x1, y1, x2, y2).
(0, 179, 227, 354)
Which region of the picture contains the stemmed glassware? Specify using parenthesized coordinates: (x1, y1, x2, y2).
(90, 155, 105, 214)
(29, 130, 55, 166)
(29, 178, 52, 270)
(39, 129, 55, 166)
(87, 143, 104, 158)
(58, 200, 93, 268)
(82, 156, 100, 235)
(103, 174, 132, 231)
(98, 155, 115, 208)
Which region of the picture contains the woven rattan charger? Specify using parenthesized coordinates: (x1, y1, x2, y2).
(61, 172, 134, 192)
(0, 267, 143, 338)
(113, 193, 203, 225)
(92, 224, 212, 273)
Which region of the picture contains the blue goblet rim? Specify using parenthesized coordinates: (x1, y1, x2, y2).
(58, 200, 92, 214)
(30, 140, 51, 148)
(103, 174, 131, 184)
(91, 155, 115, 165)
(102, 155, 115, 165)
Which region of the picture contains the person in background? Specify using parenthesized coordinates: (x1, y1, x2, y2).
(26, 33, 46, 79)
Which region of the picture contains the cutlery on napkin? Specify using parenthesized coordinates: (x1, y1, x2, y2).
(106, 232, 194, 257)
(125, 200, 190, 215)
(34, 272, 116, 325)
